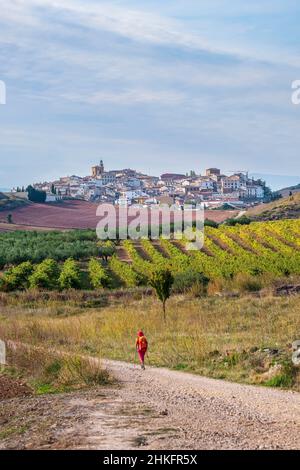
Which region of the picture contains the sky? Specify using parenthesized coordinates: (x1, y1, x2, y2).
(1, 0, 300, 189)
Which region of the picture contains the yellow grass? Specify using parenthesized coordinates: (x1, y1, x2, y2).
(1, 293, 300, 388)
(246, 193, 300, 218)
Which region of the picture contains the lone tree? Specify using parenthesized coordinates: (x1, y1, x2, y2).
(150, 268, 174, 322)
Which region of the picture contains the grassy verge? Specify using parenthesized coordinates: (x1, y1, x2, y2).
(0, 293, 300, 390)
(2, 343, 111, 395)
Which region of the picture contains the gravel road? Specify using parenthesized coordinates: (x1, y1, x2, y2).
(97, 359, 300, 450)
(2, 345, 300, 450)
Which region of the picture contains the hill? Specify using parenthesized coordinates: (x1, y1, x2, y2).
(275, 184, 300, 198)
(0, 192, 28, 212)
(245, 192, 300, 221)
(0, 199, 237, 231)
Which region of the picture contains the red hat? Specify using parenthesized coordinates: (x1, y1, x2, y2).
(137, 330, 144, 337)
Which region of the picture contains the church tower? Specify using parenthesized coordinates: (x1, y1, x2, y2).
(92, 160, 105, 178)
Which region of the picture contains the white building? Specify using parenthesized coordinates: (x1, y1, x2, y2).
(221, 175, 243, 192)
(240, 185, 264, 199)
(126, 177, 141, 189)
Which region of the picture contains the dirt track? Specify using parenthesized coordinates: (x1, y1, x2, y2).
(99, 359, 300, 450)
(1, 358, 300, 450)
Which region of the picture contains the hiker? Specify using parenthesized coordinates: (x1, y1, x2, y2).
(136, 330, 148, 370)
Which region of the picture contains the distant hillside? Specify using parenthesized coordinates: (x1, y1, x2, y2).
(250, 173, 300, 191)
(246, 192, 300, 221)
(275, 184, 300, 198)
(0, 192, 28, 212)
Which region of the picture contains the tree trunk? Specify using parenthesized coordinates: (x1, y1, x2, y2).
(163, 300, 166, 322)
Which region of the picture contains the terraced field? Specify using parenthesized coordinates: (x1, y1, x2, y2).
(109, 219, 300, 285)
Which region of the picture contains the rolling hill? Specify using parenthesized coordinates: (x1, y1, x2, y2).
(0, 199, 237, 232)
(245, 192, 300, 221)
(275, 184, 300, 198)
(0, 192, 28, 212)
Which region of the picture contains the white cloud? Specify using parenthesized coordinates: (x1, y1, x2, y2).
(1, 0, 300, 184)
(1, 0, 300, 67)
(61, 89, 185, 105)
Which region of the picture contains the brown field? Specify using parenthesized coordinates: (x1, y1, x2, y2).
(0, 200, 237, 232)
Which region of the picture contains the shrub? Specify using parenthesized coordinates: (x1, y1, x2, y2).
(0, 262, 34, 292)
(110, 256, 144, 287)
(204, 219, 219, 228)
(225, 216, 252, 226)
(88, 258, 110, 289)
(7, 344, 110, 394)
(29, 259, 60, 290)
(173, 270, 210, 295)
(97, 241, 116, 262)
(265, 361, 295, 388)
(234, 273, 262, 293)
(59, 258, 81, 290)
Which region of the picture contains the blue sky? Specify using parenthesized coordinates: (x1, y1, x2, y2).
(1, 0, 300, 188)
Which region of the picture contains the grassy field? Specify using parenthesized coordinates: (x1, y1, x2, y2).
(1, 291, 299, 390)
(1, 219, 300, 392)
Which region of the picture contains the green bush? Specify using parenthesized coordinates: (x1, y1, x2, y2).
(59, 258, 81, 290)
(97, 240, 116, 262)
(88, 258, 110, 289)
(173, 270, 210, 294)
(265, 362, 295, 388)
(204, 219, 219, 228)
(0, 261, 34, 292)
(29, 259, 60, 290)
(110, 256, 144, 287)
(225, 216, 252, 226)
(234, 273, 262, 293)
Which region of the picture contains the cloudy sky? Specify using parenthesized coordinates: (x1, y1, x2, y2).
(1, 0, 300, 188)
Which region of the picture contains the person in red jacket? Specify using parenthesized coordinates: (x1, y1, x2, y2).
(136, 330, 148, 370)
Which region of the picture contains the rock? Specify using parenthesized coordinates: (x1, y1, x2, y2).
(160, 409, 168, 416)
(262, 348, 279, 356)
(275, 285, 300, 296)
(292, 350, 300, 366)
(292, 340, 300, 352)
(260, 364, 283, 381)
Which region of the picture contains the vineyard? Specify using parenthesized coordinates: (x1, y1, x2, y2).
(0, 219, 300, 292)
(109, 219, 300, 286)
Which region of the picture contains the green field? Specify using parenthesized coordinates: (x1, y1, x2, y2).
(0, 219, 300, 293)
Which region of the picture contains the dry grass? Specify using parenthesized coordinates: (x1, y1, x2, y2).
(246, 193, 300, 219)
(1, 292, 300, 388)
(3, 341, 111, 394)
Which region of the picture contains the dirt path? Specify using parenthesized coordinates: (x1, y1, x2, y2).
(97, 359, 300, 450)
(1, 355, 300, 449)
